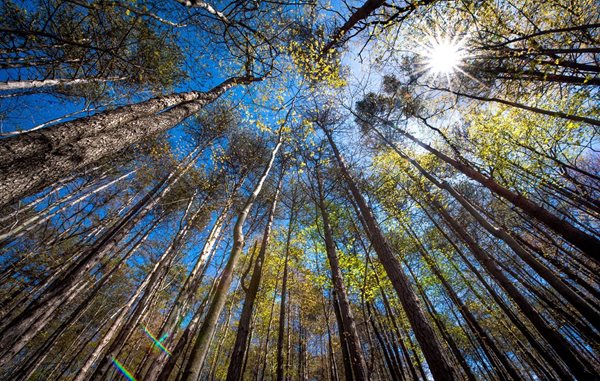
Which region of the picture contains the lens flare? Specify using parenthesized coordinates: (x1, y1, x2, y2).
(111, 357, 137, 381)
(142, 325, 172, 356)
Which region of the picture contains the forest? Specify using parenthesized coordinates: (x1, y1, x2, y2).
(0, 0, 598, 380)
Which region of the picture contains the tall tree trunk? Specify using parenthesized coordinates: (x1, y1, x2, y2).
(399, 216, 529, 380)
(276, 192, 296, 381)
(314, 164, 368, 381)
(258, 266, 281, 381)
(378, 132, 600, 332)
(142, 205, 230, 380)
(321, 125, 459, 381)
(88, 194, 207, 381)
(0, 145, 201, 365)
(375, 124, 600, 259)
(323, 292, 340, 381)
(399, 175, 591, 379)
(226, 174, 283, 381)
(180, 131, 283, 381)
(0, 75, 260, 207)
(404, 262, 477, 381)
(368, 258, 420, 381)
(432, 199, 597, 379)
(10, 216, 161, 380)
(73, 193, 199, 381)
(332, 290, 356, 381)
(154, 256, 228, 381)
(366, 301, 401, 381)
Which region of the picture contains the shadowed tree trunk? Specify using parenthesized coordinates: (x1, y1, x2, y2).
(276, 190, 296, 381)
(398, 170, 595, 379)
(321, 125, 459, 381)
(413, 238, 521, 381)
(432, 199, 597, 380)
(367, 301, 402, 381)
(314, 163, 368, 381)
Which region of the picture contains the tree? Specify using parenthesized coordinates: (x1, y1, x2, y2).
(1, 1, 598, 380)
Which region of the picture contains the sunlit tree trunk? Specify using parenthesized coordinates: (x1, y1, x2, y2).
(142, 205, 229, 380)
(88, 194, 207, 381)
(0, 75, 260, 207)
(0, 76, 126, 92)
(154, 258, 227, 381)
(0, 169, 135, 245)
(226, 174, 283, 381)
(180, 131, 283, 381)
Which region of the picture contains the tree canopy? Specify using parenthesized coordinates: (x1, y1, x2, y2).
(0, 0, 598, 380)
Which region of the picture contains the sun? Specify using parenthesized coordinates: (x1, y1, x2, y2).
(425, 40, 464, 75)
(415, 32, 470, 82)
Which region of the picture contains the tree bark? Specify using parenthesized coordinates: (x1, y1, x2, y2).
(0, 76, 126, 92)
(0, 75, 261, 207)
(314, 164, 369, 381)
(322, 126, 459, 381)
(180, 130, 283, 381)
(226, 174, 283, 381)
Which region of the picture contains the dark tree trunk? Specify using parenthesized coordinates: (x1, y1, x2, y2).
(276, 193, 296, 381)
(433, 200, 596, 380)
(322, 126, 459, 381)
(314, 164, 368, 381)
